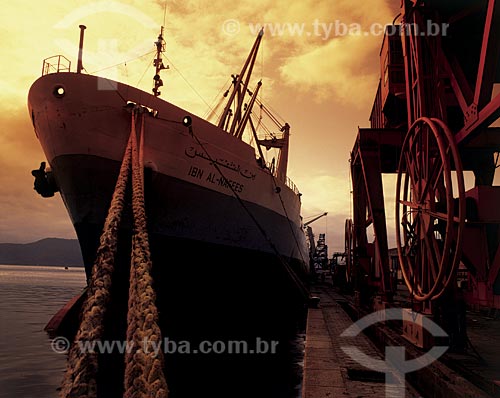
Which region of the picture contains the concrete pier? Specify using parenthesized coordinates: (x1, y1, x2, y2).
(302, 280, 494, 398)
(302, 283, 421, 398)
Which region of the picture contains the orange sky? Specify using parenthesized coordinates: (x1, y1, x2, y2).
(0, 0, 401, 252)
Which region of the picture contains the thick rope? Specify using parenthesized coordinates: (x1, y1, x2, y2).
(60, 123, 134, 398)
(60, 109, 168, 398)
(124, 111, 168, 398)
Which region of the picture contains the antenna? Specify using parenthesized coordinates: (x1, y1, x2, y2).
(163, 1, 167, 27)
(152, 26, 169, 97)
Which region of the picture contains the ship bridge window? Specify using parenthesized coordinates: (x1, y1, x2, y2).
(53, 86, 65, 98)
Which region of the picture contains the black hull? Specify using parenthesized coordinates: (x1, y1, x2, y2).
(76, 224, 308, 398)
(51, 154, 308, 279)
(51, 153, 310, 396)
(90, 231, 307, 398)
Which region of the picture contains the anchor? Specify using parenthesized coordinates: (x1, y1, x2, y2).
(31, 161, 59, 198)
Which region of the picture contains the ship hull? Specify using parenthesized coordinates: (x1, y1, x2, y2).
(28, 71, 309, 321)
(29, 62, 309, 398)
(52, 151, 310, 321)
(52, 153, 308, 284)
(53, 156, 308, 397)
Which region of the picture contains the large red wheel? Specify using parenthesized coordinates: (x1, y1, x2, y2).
(395, 117, 465, 301)
(344, 218, 353, 284)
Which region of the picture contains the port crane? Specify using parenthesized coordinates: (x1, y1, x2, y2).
(304, 212, 328, 228)
(303, 212, 328, 275)
(345, 0, 500, 350)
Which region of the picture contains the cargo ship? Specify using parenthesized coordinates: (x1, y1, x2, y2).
(28, 24, 310, 353)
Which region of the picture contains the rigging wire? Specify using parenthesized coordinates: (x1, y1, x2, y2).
(164, 55, 213, 112)
(136, 56, 157, 87)
(124, 61, 128, 86)
(349, 158, 353, 221)
(204, 78, 231, 121)
(73, 43, 155, 105)
(325, 214, 328, 249)
(270, 173, 308, 267)
(86, 67, 128, 104)
(89, 51, 156, 75)
(257, 99, 286, 126)
(205, 97, 225, 123)
(304, 212, 327, 220)
(163, 1, 167, 27)
(259, 35, 264, 124)
(188, 125, 309, 298)
(256, 104, 263, 131)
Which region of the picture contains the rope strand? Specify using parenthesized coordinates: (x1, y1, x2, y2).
(60, 109, 168, 398)
(124, 111, 168, 398)
(60, 120, 134, 398)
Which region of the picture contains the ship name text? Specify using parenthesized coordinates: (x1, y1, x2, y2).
(188, 165, 244, 193)
(185, 146, 256, 180)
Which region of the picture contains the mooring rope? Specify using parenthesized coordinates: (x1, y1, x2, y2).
(60, 108, 168, 398)
(60, 119, 133, 398)
(124, 111, 168, 398)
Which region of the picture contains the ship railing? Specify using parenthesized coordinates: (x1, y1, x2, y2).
(286, 176, 300, 195)
(42, 55, 72, 76)
(263, 160, 300, 195)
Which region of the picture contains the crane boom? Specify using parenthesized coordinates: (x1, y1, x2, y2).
(303, 212, 327, 227)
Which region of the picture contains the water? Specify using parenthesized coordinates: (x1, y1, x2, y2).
(0, 265, 86, 398)
(0, 265, 305, 397)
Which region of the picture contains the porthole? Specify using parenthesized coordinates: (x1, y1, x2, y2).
(53, 86, 66, 98)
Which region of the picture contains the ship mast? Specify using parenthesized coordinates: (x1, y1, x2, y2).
(152, 26, 168, 97)
(216, 29, 291, 183)
(218, 28, 264, 134)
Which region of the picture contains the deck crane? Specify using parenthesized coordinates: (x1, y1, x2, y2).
(303, 212, 328, 276)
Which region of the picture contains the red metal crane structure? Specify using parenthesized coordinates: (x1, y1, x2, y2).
(347, 0, 500, 348)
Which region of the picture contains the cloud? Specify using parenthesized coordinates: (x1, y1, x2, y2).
(295, 172, 351, 220)
(0, 0, 399, 246)
(0, 113, 75, 243)
(272, 0, 395, 107)
(293, 172, 351, 251)
(280, 36, 380, 106)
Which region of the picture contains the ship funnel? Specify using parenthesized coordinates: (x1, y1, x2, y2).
(77, 25, 86, 74)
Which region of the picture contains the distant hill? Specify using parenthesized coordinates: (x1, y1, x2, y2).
(0, 238, 84, 266)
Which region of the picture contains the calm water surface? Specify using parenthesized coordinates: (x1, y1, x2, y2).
(0, 265, 86, 398)
(0, 265, 304, 398)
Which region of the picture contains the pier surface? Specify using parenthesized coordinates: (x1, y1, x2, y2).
(301, 277, 493, 398)
(302, 282, 421, 398)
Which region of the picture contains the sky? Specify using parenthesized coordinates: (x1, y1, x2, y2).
(0, 0, 402, 253)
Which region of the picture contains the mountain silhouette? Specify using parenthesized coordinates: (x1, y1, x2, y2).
(0, 238, 83, 266)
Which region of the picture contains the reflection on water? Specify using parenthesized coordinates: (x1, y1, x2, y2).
(0, 265, 304, 398)
(0, 265, 86, 398)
